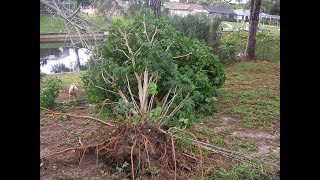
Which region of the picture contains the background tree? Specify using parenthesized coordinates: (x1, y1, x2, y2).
(196, 0, 209, 6)
(260, 0, 280, 15)
(269, 0, 279, 15)
(245, 0, 261, 59)
(149, 0, 161, 18)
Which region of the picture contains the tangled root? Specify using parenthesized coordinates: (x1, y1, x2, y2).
(53, 125, 198, 179)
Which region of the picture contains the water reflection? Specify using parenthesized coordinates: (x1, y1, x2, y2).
(40, 46, 91, 74)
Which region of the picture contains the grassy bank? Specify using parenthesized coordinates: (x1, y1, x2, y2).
(40, 16, 64, 33)
(40, 15, 125, 33)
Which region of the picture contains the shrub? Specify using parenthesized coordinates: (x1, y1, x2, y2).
(40, 77, 62, 108)
(219, 31, 247, 63)
(165, 13, 222, 48)
(82, 10, 226, 126)
(255, 33, 280, 61)
(218, 31, 280, 63)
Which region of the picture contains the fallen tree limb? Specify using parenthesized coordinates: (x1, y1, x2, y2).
(40, 107, 117, 128)
(168, 130, 278, 165)
(41, 143, 98, 159)
(185, 136, 255, 160)
(158, 128, 255, 162)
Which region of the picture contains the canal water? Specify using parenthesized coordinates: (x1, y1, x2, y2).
(40, 44, 92, 74)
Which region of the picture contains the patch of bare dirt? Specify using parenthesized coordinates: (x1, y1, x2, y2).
(231, 131, 280, 140)
(231, 131, 280, 156)
(41, 90, 112, 179)
(213, 116, 237, 133)
(220, 116, 236, 126)
(205, 115, 280, 160)
(257, 145, 280, 156)
(40, 108, 108, 179)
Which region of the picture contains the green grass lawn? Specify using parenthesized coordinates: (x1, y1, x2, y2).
(78, 14, 109, 31)
(40, 16, 64, 33)
(221, 22, 230, 28)
(41, 15, 126, 33)
(263, 24, 280, 35)
(40, 42, 70, 48)
(223, 21, 280, 36)
(189, 60, 280, 178)
(224, 21, 246, 29)
(45, 71, 85, 90)
(215, 61, 280, 131)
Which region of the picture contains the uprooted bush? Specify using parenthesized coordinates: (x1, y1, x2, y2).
(82, 10, 226, 127)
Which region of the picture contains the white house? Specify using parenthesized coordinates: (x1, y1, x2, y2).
(163, 2, 207, 17)
(234, 9, 280, 26)
(260, 12, 280, 26)
(234, 9, 250, 22)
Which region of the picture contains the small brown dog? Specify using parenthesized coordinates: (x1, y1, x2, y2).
(68, 83, 79, 100)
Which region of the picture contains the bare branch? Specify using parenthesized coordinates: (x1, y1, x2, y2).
(118, 89, 138, 115)
(68, 6, 81, 20)
(168, 93, 190, 117)
(142, 14, 150, 43)
(126, 75, 140, 113)
(172, 52, 192, 59)
(135, 72, 143, 112)
(40, 0, 86, 31)
(41, 107, 117, 127)
(88, 80, 118, 95)
(114, 48, 129, 58)
(161, 88, 179, 118)
(165, 41, 176, 52)
(141, 68, 149, 113)
(101, 70, 114, 84)
(150, 27, 158, 44)
(147, 94, 156, 112)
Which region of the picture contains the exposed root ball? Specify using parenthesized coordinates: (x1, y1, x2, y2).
(78, 125, 197, 179)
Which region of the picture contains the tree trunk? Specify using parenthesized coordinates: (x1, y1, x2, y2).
(149, 0, 161, 19)
(75, 48, 81, 71)
(245, 0, 262, 60)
